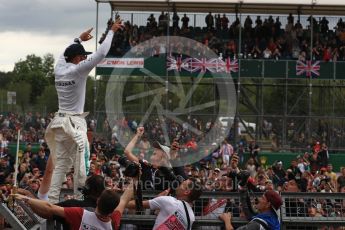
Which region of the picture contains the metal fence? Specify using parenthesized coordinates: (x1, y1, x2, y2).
(281, 192, 345, 230)
(114, 11, 343, 31)
(1, 191, 345, 229)
(119, 191, 345, 229)
(0, 199, 46, 230)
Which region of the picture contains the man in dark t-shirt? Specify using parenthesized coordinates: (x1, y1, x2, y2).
(125, 127, 186, 191)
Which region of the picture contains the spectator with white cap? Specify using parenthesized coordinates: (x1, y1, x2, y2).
(124, 127, 186, 191)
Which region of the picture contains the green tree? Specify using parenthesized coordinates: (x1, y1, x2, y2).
(12, 54, 55, 104)
(42, 54, 55, 83)
(36, 85, 58, 113)
(13, 54, 43, 75)
(7, 81, 31, 112)
(85, 77, 96, 114)
(0, 89, 8, 112)
(0, 71, 14, 89)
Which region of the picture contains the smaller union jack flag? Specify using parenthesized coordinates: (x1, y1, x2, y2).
(167, 55, 188, 71)
(220, 57, 239, 73)
(296, 60, 320, 78)
(186, 57, 221, 73)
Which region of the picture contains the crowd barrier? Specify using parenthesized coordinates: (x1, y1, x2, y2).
(1, 191, 344, 229)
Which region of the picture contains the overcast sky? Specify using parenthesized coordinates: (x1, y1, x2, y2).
(0, 0, 110, 72)
(2, 0, 344, 73)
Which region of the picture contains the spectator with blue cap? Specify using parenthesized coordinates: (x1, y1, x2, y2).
(219, 190, 283, 230)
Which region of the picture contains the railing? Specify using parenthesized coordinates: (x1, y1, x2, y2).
(120, 191, 345, 229)
(1, 191, 344, 229)
(0, 200, 46, 230)
(111, 11, 342, 32)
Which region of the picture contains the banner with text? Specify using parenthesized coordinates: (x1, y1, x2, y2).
(97, 58, 144, 68)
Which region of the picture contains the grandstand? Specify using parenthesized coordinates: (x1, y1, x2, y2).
(93, 0, 345, 229)
(95, 0, 345, 153)
(1, 0, 345, 229)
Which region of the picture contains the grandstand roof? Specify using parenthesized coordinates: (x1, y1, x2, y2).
(97, 0, 345, 15)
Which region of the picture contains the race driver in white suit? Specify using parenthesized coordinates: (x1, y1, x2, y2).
(43, 19, 123, 203)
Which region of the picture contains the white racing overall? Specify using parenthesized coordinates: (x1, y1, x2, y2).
(45, 112, 89, 203)
(45, 29, 115, 203)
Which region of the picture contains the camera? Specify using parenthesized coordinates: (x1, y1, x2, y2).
(118, 156, 140, 177)
(78, 175, 105, 198)
(227, 170, 260, 192)
(238, 170, 250, 187)
(238, 170, 260, 192)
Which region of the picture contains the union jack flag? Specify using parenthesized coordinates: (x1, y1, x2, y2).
(167, 55, 190, 72)
(220, 57, 239, 73)
(186, 57, 220, 73)
(296, 60, 320, 78)
(167, 55, 184, 71)
(167, 56, 239, 74)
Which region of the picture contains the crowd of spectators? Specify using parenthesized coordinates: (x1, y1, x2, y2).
(0, 112, 54, 145)
(99, 12, 345, 62)
(0, 112, 344, 213)
(1, 12, 345, 230)
(0, 112, 344, 190)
